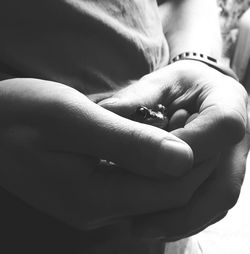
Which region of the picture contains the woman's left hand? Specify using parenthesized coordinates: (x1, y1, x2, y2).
(96, 60, 250, 239)
(98, 60, 248, 164)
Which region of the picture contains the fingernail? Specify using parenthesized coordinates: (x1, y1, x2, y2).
(157, 139, 193, 177)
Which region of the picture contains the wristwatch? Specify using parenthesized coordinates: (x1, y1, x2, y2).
(170, 52, 239, 81)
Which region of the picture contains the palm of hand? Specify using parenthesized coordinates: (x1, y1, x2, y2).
(97, 60, 250, 239)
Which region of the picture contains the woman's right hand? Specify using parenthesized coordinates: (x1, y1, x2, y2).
(0, 78, 214, 230)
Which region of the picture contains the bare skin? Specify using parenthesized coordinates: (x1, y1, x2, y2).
(98, 59, 249, 239)
(0, 0, 248, 253)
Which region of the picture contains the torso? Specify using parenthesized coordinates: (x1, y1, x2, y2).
(0, 1, 169, 253)
(0, 0, 169, 93)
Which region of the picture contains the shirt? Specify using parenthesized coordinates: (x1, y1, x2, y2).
(0, 1, 169, 253)
(0, 0, 169, 93)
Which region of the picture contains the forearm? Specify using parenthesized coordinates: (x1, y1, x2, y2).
(0, 78, 127, 230)
(0, 78, 88, 152)
(158, 0, 223, 60)
(0, 78, 122, 159)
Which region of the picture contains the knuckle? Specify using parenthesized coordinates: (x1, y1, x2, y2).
(227, 193, 240, 210)
(240, 84, 248, 103)
(226, 181, 242, 208)
(219, 184, 241, 211)
(218, 108, 246, 144)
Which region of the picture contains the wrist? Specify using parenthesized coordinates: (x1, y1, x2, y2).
(165, 59, 226, 86)
(170, 52, 238, 81)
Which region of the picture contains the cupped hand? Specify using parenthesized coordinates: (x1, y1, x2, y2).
(97, 61, 249, 239)
(98, 60, 248, 163)
(0, 78, 199, 230)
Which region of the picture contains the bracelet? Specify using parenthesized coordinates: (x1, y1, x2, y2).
(170, 52, 239, 81)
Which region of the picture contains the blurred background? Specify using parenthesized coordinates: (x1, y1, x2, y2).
(218, 0, 250, 57)
(218, 0, 250, 86)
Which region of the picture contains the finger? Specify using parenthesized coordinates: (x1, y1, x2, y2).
(185, 113, 199, 125)
(0, 79, 192, 178)
(168, 109, 190, 131)
(0, 145, 213, 231)
(84, 157, 215, 229)
(98, 79, 165, 117)
(171, 108, 245, 162)
(133, 211, 227, 242)
(171, 212, 228, 242)
(170, 76, 248, 162)
(132, 133, 249, 240)
(168, 211, 228, 242)
(87, 91, 117, 103)
(132, 173, 230, 241)
(42, 88, 193, 178)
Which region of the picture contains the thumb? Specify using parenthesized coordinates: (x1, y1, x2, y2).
(93, 82, 194, 178)
(62, 95, 193, 178)
(35, 83, 193, 178)
(85, 103, 192, 179)
(98, 79, 164, 117)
